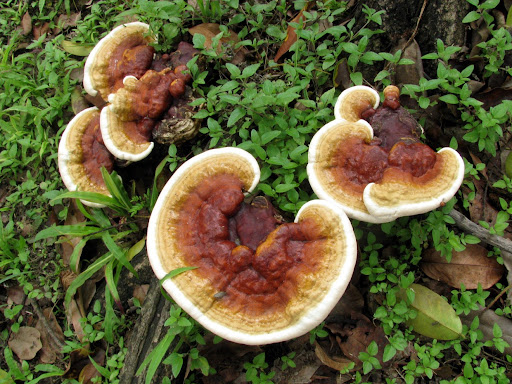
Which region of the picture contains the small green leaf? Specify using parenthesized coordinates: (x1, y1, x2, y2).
(439, 94, 459, 105)
(399, 284, 463, 340)
(505, 151, 512, 178)
(462, 11, 481, 23)
(227, 107, 246, 127)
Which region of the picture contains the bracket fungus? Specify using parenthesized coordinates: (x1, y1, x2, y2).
(83, 21, 156, 101)
(308, 85, 465, 223)
(100, 64, 195, 161)
(58, 107, 114, 207)
(147, 148, 357, 345)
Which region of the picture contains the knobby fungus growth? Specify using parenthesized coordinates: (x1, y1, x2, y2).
(308, 85, 465, 223)
(59, 22, 201, 203)
(147, 148, 357, 345)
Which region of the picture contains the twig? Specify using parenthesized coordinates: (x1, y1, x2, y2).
(402, 0, 429, 51)
(448, 209, 512, 263)
(29, 299, 66, 351)
(484, 284, 512, 311)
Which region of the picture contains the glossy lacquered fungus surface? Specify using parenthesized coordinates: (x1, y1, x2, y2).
(308, 85, 464, 223)
(58, 107, 114, 207)
(83, 22, 156, 101)
(147, 148, 357, 345)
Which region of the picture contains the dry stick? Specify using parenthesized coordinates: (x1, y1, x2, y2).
(402, 0, 429, 51)
(448, 209, 512, 262)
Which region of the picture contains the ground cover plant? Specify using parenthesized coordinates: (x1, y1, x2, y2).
(1, 0, 512, 383)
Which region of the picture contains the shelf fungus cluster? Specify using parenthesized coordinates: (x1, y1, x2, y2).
(58, 22, 200, 206)
(147, 148, 357, 345)
(308, 85, 465, 223)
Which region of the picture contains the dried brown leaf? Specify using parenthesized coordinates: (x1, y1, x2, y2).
(35, 308, 65, 364)
(314, 342, 353, 371)
(273, 2, 314, 62)
(79, 349, 105, 384)
(327, 312, 388, 365)
(71, 86, 90, 115)
(333, 59, 352, 89)
(421, 244, 505, 289)
(21, 12, 32, 35)
(7, 286, 26, 307)
(8, 326, 42, 360)
(133, 284, 150, 305)
(189, 23, 244, 60)
(393, 39, 423, 86)
(33, 22, 50, 40)
(66, 298, 85, 342)
(56, 12, 81, 30)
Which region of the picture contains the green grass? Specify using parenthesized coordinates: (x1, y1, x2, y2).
(1, 0, 511, 383)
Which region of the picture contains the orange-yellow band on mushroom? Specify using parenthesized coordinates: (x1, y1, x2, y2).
(83, 22, 156, 101)
(308, 85, 465, 223)
(147, 148, 357, 345)
(58, 107, 114, 207)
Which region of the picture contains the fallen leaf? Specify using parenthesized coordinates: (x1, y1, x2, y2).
(63, 348, 92, 380)
(399, 284, 463, 340)
(7, 286, 26, 307)
(79, 349, 105, 384)
(461, 307, 512, 356)
(66, 298, 85, 342)
(188, 23, 246, 63)
(61, 40, 95, 57)
(35, 308, 65, 364)
(60, 199, 86, 270)
(56, 12, 81, 30)
(469, 151, 488, 179)
(333, 58, 352, 89)
(393, 39, 424, 86)
(33, 22, 50, 40)
(326, 283, 364, 321)
(71, 86, 90, 115)
(8, 326, 42, 360)
(133, 284, 149, 305)
(314, 341, 353, 371)
(21, 12, 32, 35)
(326, 312, 387, 366)
(421, 244, 505, 289)
(273, 2, 314, 62)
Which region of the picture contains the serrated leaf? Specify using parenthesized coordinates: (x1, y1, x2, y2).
(399, 284, 462, 340)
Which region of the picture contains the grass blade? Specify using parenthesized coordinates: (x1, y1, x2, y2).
(35, 225, 100, 241)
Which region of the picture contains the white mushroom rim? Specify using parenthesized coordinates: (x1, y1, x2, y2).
(147, 148, 357, 345)
(100, 102, 155, 162)
(58, 106, 110, 208)
(83, 21, 155, 99)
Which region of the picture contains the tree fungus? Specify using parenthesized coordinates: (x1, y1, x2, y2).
(308, 85, 465, 223)
(147, 148, 357, 345)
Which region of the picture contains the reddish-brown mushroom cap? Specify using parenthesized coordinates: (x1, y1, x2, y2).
(147, 148, 357, 345)
(58, 107, 114, 207)
(308, 85, 465, 223)
(83, 22, 156, 101)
